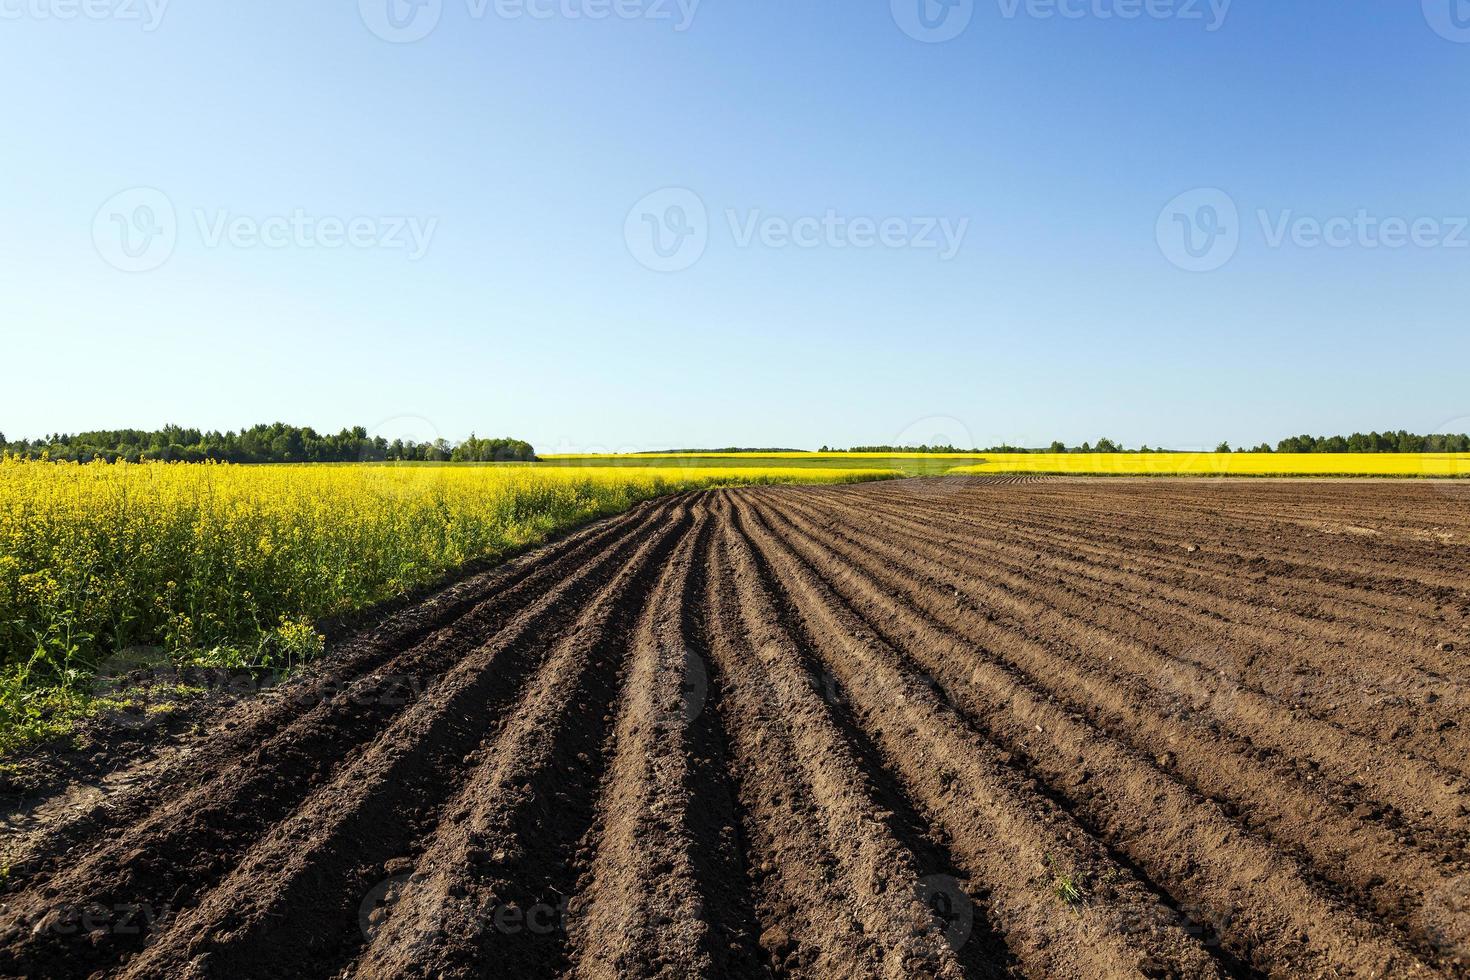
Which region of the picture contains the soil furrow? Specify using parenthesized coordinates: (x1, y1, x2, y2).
(760, 487, 1470, 961)
(848, 487, 1469, 690)
(559, 508, 728, 978)
(727, 494, 1231, 979)
(344, 504, 706, 980)
(861, 482, 1470, 617)
(743, 489, 1447, 977)
(559, 507, 769, 978)
(0, 501, 676, 980)
(774, 487, 1470, 832)
(0, 502, 662, 895)
(777, 487, 1470, 829)
(659, 514, 771, 977)
(861, 480, 1470, 600)
(115, 501, 696, 979)
(718, 499, 1020, 980)
(700, 493, 967, 979)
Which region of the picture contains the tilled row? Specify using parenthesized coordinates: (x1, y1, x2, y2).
(757, 490, 1464, 950)
(852, 481, 1470, 772)
(0, 499, 682, 978)
(1, 478, 1465, 979)
(742, 487, 1462, 974)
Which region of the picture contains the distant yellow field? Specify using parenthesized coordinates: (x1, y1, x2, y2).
(949, 453, 1470, 478)
(545, 452, 1470, 479)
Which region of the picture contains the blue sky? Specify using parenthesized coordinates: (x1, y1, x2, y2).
(2, 1, 1468, 451)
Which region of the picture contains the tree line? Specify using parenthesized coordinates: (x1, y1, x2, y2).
(1268, 431, 1470, 453)
(826, 430, 1470, 454)
(0, 424, 538, 464)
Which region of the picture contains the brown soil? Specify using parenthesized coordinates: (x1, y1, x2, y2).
(1, 479, 1467, 979)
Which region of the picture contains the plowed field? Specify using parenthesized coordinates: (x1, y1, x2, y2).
(3, 478, 1468, 978)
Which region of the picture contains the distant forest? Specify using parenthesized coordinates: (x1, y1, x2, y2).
(5, 427, 1467, 464)
(0, 424, 537, 464)
(829, 431, 1470, 454)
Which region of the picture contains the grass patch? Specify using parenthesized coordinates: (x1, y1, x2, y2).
(1045, 853, 1087, 909)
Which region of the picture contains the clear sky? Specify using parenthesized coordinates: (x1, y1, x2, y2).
(3, 1, 1468, 452)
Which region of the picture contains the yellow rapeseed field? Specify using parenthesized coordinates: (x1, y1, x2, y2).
(547, 451, 1470, 478)
(0, 458, 891, 750)
(948, 452, 1470, 478)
